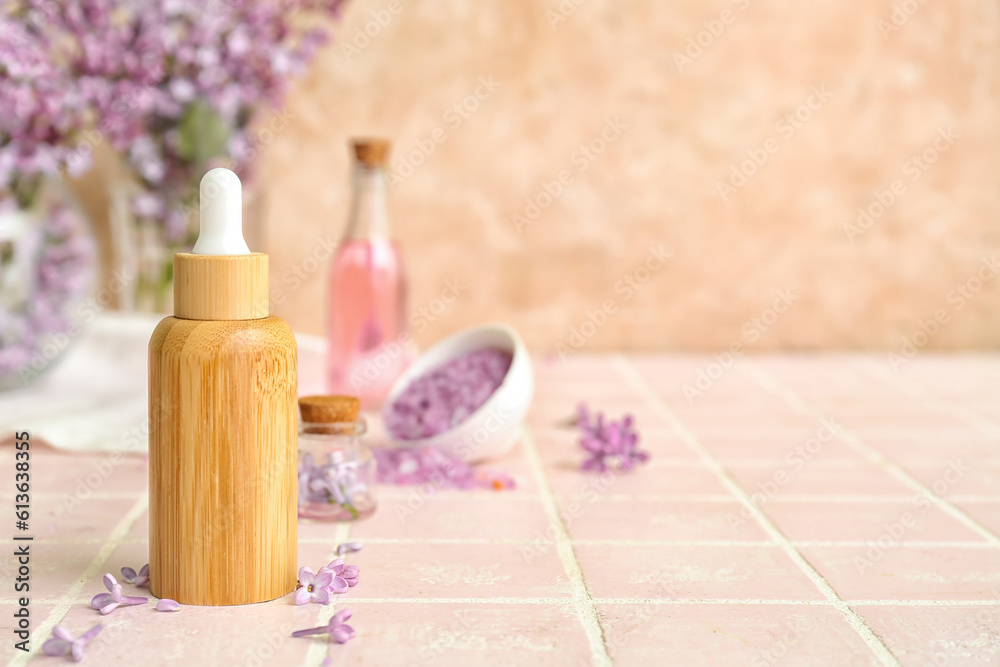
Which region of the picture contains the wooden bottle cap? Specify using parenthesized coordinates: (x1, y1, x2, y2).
(173, 252, 269, 320)
(299, 395, 361, 424)
(351, 138, 390, 168)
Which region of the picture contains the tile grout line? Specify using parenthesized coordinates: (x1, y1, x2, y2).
(858, 359, 1000, 438)
(612, 355, 901, 667)
(743, 360, 1000, 546)
(302, 522, 351, 667)
(8, 491, 149, 667)
(522, 425, 613, 667)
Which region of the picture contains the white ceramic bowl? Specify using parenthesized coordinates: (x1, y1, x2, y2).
(383, 323, 533, 462)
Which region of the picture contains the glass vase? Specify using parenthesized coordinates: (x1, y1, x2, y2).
(0, 181, 97, 390)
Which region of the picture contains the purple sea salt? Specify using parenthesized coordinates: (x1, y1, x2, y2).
(384, 348, 512, 441)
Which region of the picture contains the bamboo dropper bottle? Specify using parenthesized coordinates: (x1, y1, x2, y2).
(148, 168, 298, 605)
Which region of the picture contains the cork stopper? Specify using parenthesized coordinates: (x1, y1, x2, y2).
(299, 395, 361, 434)
(351, 138, 390, 168)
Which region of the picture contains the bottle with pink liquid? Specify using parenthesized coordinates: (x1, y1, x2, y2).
(327, 138, 408, 407)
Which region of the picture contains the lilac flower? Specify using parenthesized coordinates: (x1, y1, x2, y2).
(320, 558, 359, 591)
(42, 624, 102, 663)
(20, 0, 348, 245)
(90, 573, 148, 615)
(577, 403, 649, 473)
(298, 453, 368, 519)
(121, 564, 149, 587)
(373, 446, 516, 491)
(336, 541, 363, 557)
(155, 599, 181, 612)
(294, 566, 334, 605)
(384, 348, 512, 440)
(291, 608, 356, 644)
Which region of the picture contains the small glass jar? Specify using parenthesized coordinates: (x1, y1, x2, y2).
(297, 418, 377, 521)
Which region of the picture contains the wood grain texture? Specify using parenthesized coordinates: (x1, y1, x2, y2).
(173, 252, 269, 321)
(148, 315, 297, 605)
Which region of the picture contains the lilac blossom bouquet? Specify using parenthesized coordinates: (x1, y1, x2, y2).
(0, 11, 100, 387)
(15, 0, 347, 243)
(0, 0, 345, 385)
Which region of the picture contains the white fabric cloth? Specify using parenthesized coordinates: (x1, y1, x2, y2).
(0, 312, 327, 452)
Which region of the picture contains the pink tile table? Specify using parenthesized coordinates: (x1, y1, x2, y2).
(2, 354, 999, 666)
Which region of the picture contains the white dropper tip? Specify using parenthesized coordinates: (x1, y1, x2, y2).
(192, 167, 251, 255)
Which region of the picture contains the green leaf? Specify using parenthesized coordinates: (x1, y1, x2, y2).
(176, 101, 230, 165)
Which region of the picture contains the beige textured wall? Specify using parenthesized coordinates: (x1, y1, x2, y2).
(259, 0, 1000, 352)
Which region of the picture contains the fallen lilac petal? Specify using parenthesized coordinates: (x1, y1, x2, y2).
(336, 541, 363, 556)
(314, 571, 334, 589)
(99, 601, 120, 615)
(53, 626, 74, 642)
(329, 576, 349, 594)
(90, 593, 113, 610)
(341, 565, 360, 587)
(373, 445, 513, 491)
(122, 595, 149, 605)
(103, 573, 118, 592)
(72, 624, 102, 662)
(293, 587, 312, 605)
(324, 559, 345, 575)
(156, 599, 181, 612)
(45, 623, 102, 661)
(290, 626, 329, 638)
(121, 566, 137, 583)
(136, 564, 150, 586)
(42, 638, 71, 657)
(291, 607, 355, 642)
